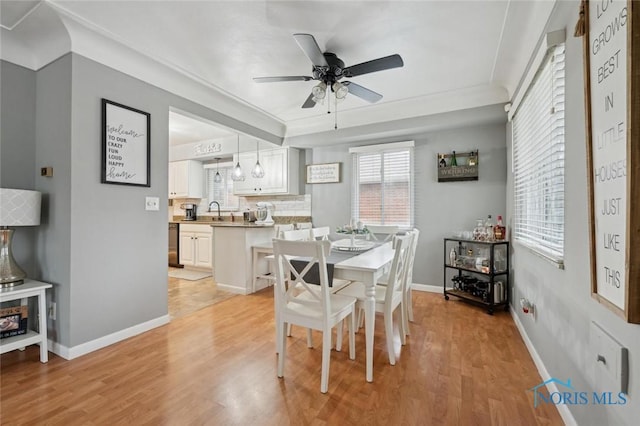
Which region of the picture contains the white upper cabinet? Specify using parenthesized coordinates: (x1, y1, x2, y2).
(169, 160, 204, 199)
(233, 147, 299, 196)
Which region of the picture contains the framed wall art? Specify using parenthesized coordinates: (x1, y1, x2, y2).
(306, 162, 341, 184)
(580, 0, 640, 322)
(101, 98, 151, 187)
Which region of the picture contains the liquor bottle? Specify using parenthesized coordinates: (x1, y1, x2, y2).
(493, 215, 506, 240)
(449, 248, 457, 266)
(468, 150, 477, 166)
(451, 151, 458, 167)
(439, 154, 447, 168)
(484, 215, 494, 241)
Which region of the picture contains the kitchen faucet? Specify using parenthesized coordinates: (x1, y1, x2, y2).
(208, 201, 221, 220)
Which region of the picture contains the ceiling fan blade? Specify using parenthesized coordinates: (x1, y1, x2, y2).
(343, 54, 404, 77)
(253, 76, 313, 83)
(301, 92, 317, 109)
(293, 33, 328, 67)
(343, 81, 383, 103)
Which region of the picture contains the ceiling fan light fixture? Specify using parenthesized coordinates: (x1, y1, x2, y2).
(332, 82, 348, 99)
(311, 82, 327, 99)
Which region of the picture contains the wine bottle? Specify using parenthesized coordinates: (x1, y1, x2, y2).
(451, 151, 458, 167)
(493, 215, 506, 240)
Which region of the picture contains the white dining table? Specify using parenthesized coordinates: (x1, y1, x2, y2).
(332, 241, 395, 382)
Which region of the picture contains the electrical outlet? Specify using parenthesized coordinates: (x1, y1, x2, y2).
(49, 302, 56, 320)
(145, 196, 160, 211)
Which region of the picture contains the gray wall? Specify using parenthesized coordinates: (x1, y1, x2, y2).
(311, 122, 507, 287)
(507, 1, 639, 424)
(0, 61, 38, 276)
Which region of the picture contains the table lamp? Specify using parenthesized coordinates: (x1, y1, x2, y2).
(0, 188, 41, 287)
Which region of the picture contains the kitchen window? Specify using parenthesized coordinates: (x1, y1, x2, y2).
(512, 43, 565, 266)
(349, 141, 414, 228)
(204, 162, 240, 210)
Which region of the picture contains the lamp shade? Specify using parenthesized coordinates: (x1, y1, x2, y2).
(0, 188, 41, 226)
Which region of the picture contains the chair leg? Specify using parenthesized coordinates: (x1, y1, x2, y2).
(398, 307, 406, 346)
(407, 289, 414, 322)
(306, 328, 314, 348)
(287, 323, 292, 337)
(401, 294, 410, 338)
(336, 320, 343, 352)
(348, 311, 356, 360)
(384, 311, 396, 365)
(321, 329, 332, 393)
(277, 321, 287, 377)
(357, 308, 364, 330)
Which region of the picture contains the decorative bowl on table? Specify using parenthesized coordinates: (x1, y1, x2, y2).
(332, 239, 376, 252)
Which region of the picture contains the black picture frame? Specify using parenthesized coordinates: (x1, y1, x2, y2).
(101, 98, 151, 187)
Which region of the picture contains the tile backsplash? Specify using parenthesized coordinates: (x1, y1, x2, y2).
(170, 194, 311, 219)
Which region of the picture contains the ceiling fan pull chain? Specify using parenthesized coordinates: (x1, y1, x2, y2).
(335, 96, 338, 130)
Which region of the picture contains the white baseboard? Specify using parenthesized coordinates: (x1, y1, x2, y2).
(411, 283, 442, 293)
(216, 283, 249, 295)
(510, 307, 576, 426)
(48, 314, 170, 360)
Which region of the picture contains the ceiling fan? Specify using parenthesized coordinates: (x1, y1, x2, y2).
(253, 33, 404, 109)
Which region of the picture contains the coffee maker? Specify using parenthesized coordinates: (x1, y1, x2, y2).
(181, 203, 197, 221)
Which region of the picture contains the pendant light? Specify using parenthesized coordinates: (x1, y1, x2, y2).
(214, 157, 222, 183)
(231, 135, 245, 182)
(251, 140, 265, 178)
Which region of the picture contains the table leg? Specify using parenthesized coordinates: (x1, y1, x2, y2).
(364, 279, 375, 382)
(37, 290, 48, 363)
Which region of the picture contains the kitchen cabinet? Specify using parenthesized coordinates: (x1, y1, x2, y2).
(179, 224, 212, 268)
(169, 160, 203, 199)
(233, 147, 299, 196)
(443, 238, 509, 314)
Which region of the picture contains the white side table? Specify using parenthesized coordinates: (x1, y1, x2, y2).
(0, 279, 52, 363)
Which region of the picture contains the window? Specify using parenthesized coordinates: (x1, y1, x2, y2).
(512, 43, 565, 265)
(350, 141, 414, 228)
(205, 163, 239, 210)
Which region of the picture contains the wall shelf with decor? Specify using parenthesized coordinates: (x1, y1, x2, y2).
(437, 150, 478, 182)
(443, 238, 509, 315)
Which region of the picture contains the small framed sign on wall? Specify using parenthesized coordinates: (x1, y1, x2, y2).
(306, 162, 341, 184)
(580, 0, 640, 323)
(101, 99, 151, 187)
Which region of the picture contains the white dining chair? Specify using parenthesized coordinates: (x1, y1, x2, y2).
(310, 226, 331, 241)
(375, 229, 419, 337)
(273, 239, 357, 393)
(282, 227, 351, 347)
(366, 225, 399, 242)
(336, 234, 410, 365)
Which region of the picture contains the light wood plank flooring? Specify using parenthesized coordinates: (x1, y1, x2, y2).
(168, 273, 236, 319)
(0, 289, 563, 425)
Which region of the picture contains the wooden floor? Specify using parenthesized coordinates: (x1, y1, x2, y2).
(0, 289, 563, 425)
(167, 273, 237, 319)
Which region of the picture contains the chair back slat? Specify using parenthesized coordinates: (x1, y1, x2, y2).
(274, 224, 295, 239)
(366, 225, 399, 242)
(282, 229, 311, 241)
(310, 226, 331, 241)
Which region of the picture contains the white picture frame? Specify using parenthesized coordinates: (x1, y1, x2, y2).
(306, 163, 341, 184)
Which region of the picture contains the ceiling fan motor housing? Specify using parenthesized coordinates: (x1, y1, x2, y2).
(312, 52, 345, 86)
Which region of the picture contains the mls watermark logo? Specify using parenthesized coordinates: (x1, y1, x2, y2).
(529, 378, 627, 408)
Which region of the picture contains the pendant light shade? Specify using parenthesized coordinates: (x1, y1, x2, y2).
(251, 140, 265, 179)
(231, 135, 245, 182)
(214, 157, 222, 183)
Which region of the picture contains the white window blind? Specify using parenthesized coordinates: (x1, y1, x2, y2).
(512, 44, 565, 265)
(205, 165, 239, 210)
(351, 144, 414, 228)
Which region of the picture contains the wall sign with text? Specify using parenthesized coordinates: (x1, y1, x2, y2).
(306, 163, 341, 184)
(582, 0, 640, 322)
(101, 99, 151, 187)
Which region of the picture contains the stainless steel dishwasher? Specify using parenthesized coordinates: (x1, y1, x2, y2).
(168, 223, 183, 268)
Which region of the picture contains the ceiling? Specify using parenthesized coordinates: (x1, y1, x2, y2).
(0, 1, 556, 145)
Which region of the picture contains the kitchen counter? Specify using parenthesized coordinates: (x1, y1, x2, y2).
(170, 220, 273, 228)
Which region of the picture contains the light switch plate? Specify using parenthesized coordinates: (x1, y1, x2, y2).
(590, 321, 628, 394)
(145, 196, 160, 211)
